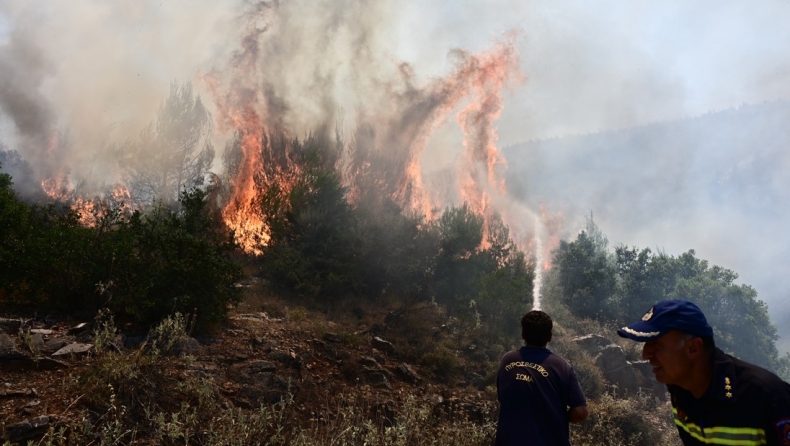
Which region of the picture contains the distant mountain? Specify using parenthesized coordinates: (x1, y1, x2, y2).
(502, 100, 790, 352)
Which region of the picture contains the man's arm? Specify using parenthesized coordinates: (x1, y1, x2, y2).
(568, 405, 588, 424)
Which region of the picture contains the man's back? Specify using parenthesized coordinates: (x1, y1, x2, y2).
(495, 346, 586, 446)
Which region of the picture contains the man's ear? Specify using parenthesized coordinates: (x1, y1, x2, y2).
(686, 337, 703, 359)
(547, 331, 553, 343)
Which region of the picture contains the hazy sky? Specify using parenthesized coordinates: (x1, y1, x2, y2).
(2, 1, 790, 347)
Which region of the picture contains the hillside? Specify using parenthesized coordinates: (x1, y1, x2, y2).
(0, 275, 681, 445)
(503, 100, 790, 352)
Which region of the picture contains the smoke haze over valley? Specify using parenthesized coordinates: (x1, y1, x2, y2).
(3, 1, 790, 351)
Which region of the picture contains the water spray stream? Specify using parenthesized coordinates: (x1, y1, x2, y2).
(532, 214, 543, 311)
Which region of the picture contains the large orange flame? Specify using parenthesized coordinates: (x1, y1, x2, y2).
(203, 8, 274, 255)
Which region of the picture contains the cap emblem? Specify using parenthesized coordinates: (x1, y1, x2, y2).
(642, 307, 654, 321)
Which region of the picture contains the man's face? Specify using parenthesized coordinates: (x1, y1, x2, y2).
(641, 330, 694, 386)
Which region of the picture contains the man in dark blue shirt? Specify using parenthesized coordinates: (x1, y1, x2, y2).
(496, 310, 588, 446)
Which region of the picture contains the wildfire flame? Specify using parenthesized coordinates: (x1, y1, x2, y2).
(41, 175, 133, 227)
(207, 6, 526, 256)
(203, 8, 274, 255)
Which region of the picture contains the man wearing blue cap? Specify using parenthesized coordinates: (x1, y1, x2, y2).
(618, 299, 790, 446)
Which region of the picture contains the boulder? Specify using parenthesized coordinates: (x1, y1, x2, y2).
(632, 360, 667, 401)
(2, 416, 53, 444)
(594, 345, 639, 396)
(572, 335, 641, 396)
(371, 336, 395, 355)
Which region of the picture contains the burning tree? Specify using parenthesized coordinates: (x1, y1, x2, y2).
(116, 81, 215, 207)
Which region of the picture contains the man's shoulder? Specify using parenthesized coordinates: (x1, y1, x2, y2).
(718, 350, 781, 382)
(498, 349, 522, 367)
(716, 349, 790, 397)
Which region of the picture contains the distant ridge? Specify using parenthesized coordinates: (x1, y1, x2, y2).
(501, 99, 790, 353)
(505, 99, 790, 149)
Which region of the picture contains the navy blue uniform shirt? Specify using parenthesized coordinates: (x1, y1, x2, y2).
(495, 346, 586, 446)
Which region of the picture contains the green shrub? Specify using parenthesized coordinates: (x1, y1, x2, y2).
(147, 312, 190, 356)
(0, 181, 243, 330)
(421, 345, 460, 381)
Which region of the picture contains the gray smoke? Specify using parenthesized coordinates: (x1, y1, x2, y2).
(2, 1, 790, 352)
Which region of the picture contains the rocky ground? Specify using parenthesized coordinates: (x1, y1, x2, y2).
(0, 288, 497, 444)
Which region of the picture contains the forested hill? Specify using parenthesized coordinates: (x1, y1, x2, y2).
(502, 100, 790, 353)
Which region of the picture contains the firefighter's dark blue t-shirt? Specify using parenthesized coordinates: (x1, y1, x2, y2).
(495, 346, 586, 446)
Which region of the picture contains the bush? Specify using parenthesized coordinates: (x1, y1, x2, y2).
(0, 175, 242, 330)
(572, 393, 680, 446)
(420, 345, 460, 381)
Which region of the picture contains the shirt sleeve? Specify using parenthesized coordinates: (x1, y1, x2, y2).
(768, 380, 790, 446)
(567, 367, 587, 408)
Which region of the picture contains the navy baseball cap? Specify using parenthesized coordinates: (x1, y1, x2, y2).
(617, 300, 714, 342)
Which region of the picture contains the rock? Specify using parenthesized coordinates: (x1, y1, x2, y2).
(30, 333, 47, 353)
(172, 337, 202, 355)
(572, 334, 612, 354)
(395, 363, 422, 384)
(0, 318, 22, 334)
(361, 371, 392, 390)
(322, 332, 342, 343)
(311, 339, 337, 360)
(0, 334, 29, 365)
(52, 343, 93, 357)
(572, 335, 643, 396)
(371, 336, 395, 355)
(251, 337, 271, 352)
(248, 360, 277, 374)
(632, 360, 667, 401)
(2, 415, 52, 444)
(594, 345, 638, 396)
(594, 345, 627, 370)
(268, 350, 291, 363)
(0, 388, 38, 398)
(29, 329, 53, 336)
(67, 323, 90, 335)
(16, 399, 41, 415)
(43, 338, 68, 353)
(0, 333, 22, 358)
(358, 356, 379, 368)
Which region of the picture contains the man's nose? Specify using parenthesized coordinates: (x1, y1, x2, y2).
(642, 344, 654, 360)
